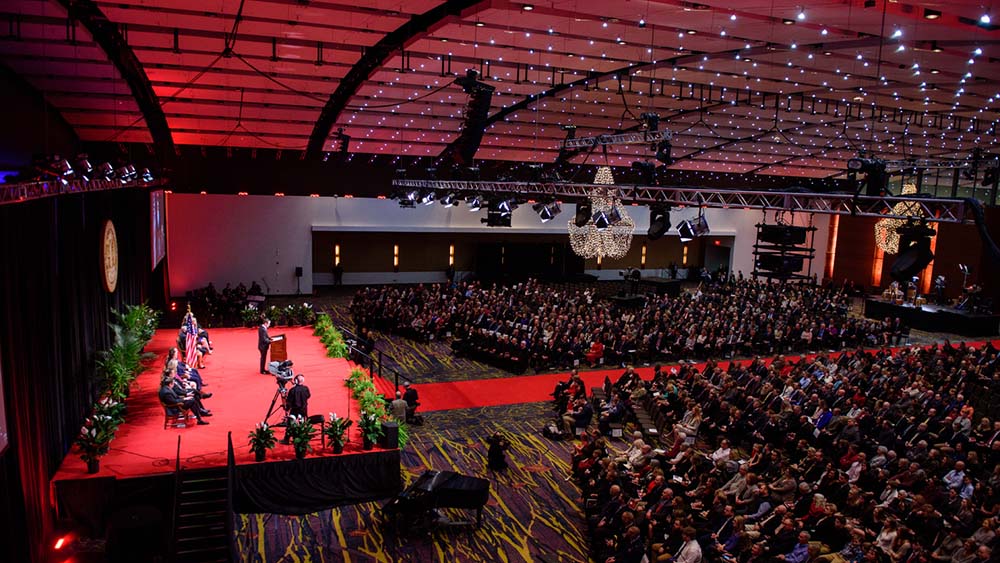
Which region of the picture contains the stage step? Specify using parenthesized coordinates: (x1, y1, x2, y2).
(173, 469, 229, 563)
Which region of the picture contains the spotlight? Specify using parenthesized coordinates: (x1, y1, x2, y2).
(639, 18, 646, 27)
(796, 8, 805, 20)
(533, 201, 561, 222)
(890, 220, 935, 282)
(53, 157, 73, 176)
(77, 155, 92, 181)
(141, 168, 154, 183)
(593, 210, 610, 230)
(692, 214, 710, 237)
(677, 220, 695, 242)
(483, 199, 513, 227)
(923, 8, 941, 19)
(607, 206, 623, 225)
(419, 190, 435, 205)
(641, 112, 660, 132)
(981, 14, 992, 25)
(440, 192, 459, 207)
(97, 162, 115, 181)
(521, 3, 533, 10)
(648, 205, 671, 240)
(655, 140, 673, 166)
(782, 18, 795, 25)
(575, 201, 592, 227)
(496, 199, 512, 216)
(467, 195, 482, 212)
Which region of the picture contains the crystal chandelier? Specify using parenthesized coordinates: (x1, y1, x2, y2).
(568, 167, 635, 260)
(874, 183, 923, 254)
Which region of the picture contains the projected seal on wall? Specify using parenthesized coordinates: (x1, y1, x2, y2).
(101, 219, 119, 293)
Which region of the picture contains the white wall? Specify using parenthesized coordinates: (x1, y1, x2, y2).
(167, 194, 829, 295)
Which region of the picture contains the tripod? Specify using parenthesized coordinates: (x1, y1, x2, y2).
(264, 385, 288, 426)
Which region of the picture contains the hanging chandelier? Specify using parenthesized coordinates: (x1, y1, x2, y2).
(568, 166, 635, 260)
(874, 183, 924, 254)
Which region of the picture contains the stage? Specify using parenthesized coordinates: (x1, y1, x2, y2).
(52, 326, 369, 482)
(864, 298, 1000, 337)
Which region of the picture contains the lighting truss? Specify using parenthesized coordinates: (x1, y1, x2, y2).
(558, 130, 673, 149)
(391, 180, 972, 224)
(878, 159, 998, 171)
(0, 176, 164, 206)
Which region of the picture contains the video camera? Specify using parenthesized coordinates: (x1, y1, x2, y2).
(267, 360, 295, 388)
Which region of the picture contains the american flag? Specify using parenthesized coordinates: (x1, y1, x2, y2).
(184, 315, 198, 366)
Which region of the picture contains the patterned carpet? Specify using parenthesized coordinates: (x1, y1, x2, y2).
(234, 402, 588, 563)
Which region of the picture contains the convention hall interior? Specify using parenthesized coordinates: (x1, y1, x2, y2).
(3, 0, 1000, 562)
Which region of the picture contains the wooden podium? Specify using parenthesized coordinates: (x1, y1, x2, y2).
(270, 334, 287, 362)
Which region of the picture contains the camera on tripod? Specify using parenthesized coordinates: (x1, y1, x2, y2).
(267, 360, 295, 388)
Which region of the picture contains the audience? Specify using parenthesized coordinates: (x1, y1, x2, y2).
(351, 278, 897, 374)
(568, 341, 1000, 563)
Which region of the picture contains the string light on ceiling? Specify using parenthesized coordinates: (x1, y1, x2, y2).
(874, 183, 924, 254)
(568, 167, 635, 260)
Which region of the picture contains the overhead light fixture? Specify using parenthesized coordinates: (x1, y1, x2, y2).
(521, 3, 533, 10)
(981, 14, 992, 24)
(923, 8, 941, 19)
(891, 29, 902, 38)
(655, 140, 673, 165)
(496, 199, 512, 216)
(574, 201, 592, 227)
(141, 168, 154, 183)
(467, 195, 482, 212)
(638, 18, 646, 27)
(440, 192, 459, 207)
(931, 41, 942, 53)
(677, 220, 695, 242)
(647, 205, 671, 240)
(687, 29, 697, 34)
(475, 20, 485, 27)
(782, 18, 795, 25)
(533, 201, 562, 223)
(419, 190, 435, 206)
(796, 8, 805, 20)
(53, 157, 73, 177)
(593, 210, 610, 231)
(97, 162, 115, 181)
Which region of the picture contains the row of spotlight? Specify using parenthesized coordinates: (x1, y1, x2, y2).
(49, 155, 154, 186)
(394, 190, 710, 241)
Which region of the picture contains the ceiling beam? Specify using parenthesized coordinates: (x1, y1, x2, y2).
(305, 0, 488, 159)
(58, 0, 174, 162)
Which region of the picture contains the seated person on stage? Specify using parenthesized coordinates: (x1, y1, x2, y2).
(158, 372, 209, 425)
(167, 359, 212, 401)
(166, 348, 207, 390)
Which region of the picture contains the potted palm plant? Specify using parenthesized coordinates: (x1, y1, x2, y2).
(285, 415, 316, 459)
(248, 422, 277, 462)
(75, 413, 118, 473)
(323, 412, 353, 454)
(358, 411, 384, 450)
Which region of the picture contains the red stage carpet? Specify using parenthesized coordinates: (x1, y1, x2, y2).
(416, 340, 1000, 412)
(53, 326, 363, 481)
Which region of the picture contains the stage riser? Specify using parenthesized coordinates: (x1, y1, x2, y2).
(864, 299, 1000, 337)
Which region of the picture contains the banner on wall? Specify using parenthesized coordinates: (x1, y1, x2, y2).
(151, 190, 166, 270)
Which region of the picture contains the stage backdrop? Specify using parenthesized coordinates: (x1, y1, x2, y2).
(166, 194, 829, 294)
(0, 189, 154, 563)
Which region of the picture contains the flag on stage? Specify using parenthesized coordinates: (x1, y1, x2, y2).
(184, 315, 198, 366)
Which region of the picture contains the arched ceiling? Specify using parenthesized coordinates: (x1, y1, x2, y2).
(2, 0, 1000, 179)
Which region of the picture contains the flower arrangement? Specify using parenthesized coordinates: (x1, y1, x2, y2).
(285, 415, 316, 459)
(93, 396, 126, 426)
(75, 413, 119, 472)
(323, 412, 353, 453)
(248, 422, 277, 462)
(358, 411, 384, 450)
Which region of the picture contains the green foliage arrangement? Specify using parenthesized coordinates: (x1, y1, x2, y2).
(74, 412, 119, 467)
(323, 412, 353, 451)
(358, 411, 384, 447)
(248, 422, 277, 459)
(285, 415, 317, 458)
(313, 313, 350, 358)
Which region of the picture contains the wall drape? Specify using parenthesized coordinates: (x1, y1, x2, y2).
(0, 189, 153, 563)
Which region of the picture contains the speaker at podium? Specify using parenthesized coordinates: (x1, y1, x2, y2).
(270, 333, 287, 362)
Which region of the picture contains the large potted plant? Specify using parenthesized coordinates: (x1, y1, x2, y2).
(75, 413, 118, 473)
(358, 411, 384, 450)
(285, 415, 316, 459)
(323, 412, 353, 454)
(248, 422, 277, 462)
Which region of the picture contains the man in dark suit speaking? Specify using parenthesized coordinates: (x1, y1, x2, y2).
(258, 317, 271, 374)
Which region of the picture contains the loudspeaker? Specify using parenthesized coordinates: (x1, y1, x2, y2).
(380, 421, 399, 449)
(648, 205, 671, 240)
(294, 267, 303, 278)
(759, 224, 808, 245)
(890, 224, 936, 282)
(575, 201, 592, 227)
(757, 255, 804, 273)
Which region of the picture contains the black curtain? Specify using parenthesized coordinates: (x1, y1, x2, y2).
(0, 189, 153, 562)
(234, 450, 402, 515)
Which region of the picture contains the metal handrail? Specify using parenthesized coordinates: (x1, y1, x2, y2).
(170, 435, 181, 563)
(332, 321, 413, 392)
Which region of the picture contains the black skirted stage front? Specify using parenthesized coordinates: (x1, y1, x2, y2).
(864, 299, 1000, 337)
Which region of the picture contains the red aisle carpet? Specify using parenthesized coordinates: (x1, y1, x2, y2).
(53, 326, 362, 481)
(416, 339, 1000, 412)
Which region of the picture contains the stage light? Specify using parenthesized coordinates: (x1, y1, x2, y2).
(575, 201, 593, 227)
(419, 190, 435, 205)
(647, 205, 671, 240)
(923, 8, 940, 19)
(641, 112, 660, 132)
(53, 158, 73, 176)
(981, 14, 991, 25)
(655, 140, 673, 165)
(593, 210, 610, 230)
(467, 195, 482, 212)
(692, 214, 710, 237)
(496, 199, 512, 216)
(533, 201, 561, 222)
(522, 3, 533, 10)
(677, 220, 695, 242)
(607, 206, 623, 225)
(440, 192, 459, 207)
(782, 18, 795, 25)
(797, 8, 806, 20)
(141, 168, 154, 183)
(97, 162, 115, 181)
(890, 220, 935, 282)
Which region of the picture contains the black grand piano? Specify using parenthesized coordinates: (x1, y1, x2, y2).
(380, 470, 490, 532)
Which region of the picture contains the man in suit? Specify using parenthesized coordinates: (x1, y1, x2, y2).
(158, 375, 208, 425)
(258, 318, 271, 374)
